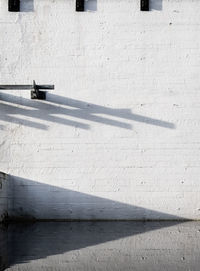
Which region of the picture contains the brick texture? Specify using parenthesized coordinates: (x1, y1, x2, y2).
(0, 0, 200, 219)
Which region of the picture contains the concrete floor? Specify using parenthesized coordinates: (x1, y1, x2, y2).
(0, 221, 200, 271)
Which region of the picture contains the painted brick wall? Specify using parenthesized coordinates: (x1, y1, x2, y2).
(0, 0, 200, 220)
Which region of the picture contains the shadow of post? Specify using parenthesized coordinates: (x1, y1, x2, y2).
(85, 0, 97, 12)
(150, 0, 163, 11)
(20, 0, 34, 12)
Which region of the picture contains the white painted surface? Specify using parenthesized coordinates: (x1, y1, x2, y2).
(0, 0, 200, 219)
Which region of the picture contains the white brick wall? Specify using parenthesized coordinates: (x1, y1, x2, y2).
(0, 0, 200, 220)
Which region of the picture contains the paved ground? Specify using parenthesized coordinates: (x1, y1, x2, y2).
(1, 221, 200, 271)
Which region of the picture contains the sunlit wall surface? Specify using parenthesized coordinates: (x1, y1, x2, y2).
(0, 0, 200, 219)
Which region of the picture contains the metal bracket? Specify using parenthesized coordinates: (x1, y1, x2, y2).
(8, 0, 20, 12)
(141, 0, 149, 11)
(0, 81, 54, 100)
(76, 0, 84, 11)
(31, 81, 46, 100)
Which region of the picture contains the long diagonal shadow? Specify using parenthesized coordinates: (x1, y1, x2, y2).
(47, 94, 175, 129)
(0, 175, 187, 270)
(0, 93, 175, 130)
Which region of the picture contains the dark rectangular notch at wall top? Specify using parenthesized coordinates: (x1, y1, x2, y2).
(8, 0, 20, 12)
(76, 0, 84, 11)
(141, 0, 149, 11)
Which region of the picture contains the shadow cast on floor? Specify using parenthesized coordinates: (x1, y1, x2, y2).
(0, 220, 185, 271)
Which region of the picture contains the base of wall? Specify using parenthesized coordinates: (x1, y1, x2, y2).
(5, 218, 195, 223)
(0, 172, 8, 223)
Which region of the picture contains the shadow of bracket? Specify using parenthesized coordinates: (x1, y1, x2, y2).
(20, 0, 34, 12)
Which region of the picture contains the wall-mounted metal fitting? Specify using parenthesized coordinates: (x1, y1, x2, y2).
(31, 80, 54, 100)
(8, 0, 20, 12)
(0, 81, 54, 100)
(76, 0, 84, 11)
(141, 0, 149, 11)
